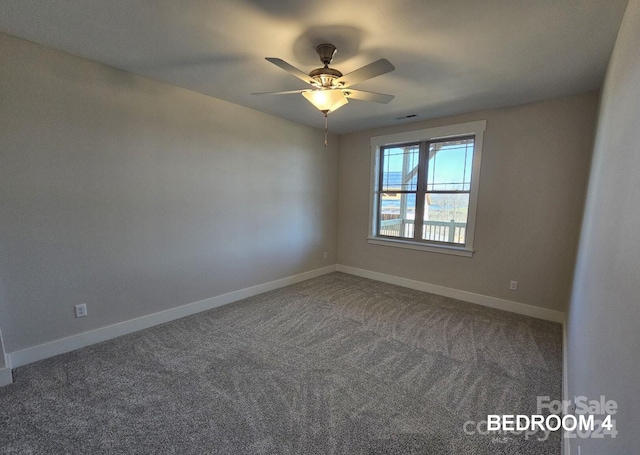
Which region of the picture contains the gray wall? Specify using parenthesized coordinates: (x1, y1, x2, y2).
(567, 0, 640, 453)
(0, 33, 338, 353)
(337, 93, 598, 312)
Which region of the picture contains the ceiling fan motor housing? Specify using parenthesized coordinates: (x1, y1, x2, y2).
(309, 66, 343, 87)
(310, 44, 343, 87)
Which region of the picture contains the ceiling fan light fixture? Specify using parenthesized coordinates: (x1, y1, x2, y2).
(302, 89, 348, 114)
(256, 43, 395, 146)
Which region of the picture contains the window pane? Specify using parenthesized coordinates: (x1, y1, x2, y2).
(379, 192, 416, 238)
(427, 138, 474, 191)
(381, 145, 419, 192)
(422, 193, 469, 244)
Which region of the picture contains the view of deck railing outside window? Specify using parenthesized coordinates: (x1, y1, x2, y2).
(380, 217, 467, 243)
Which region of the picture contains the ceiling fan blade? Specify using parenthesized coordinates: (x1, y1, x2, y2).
(334, 59, 395, 88)
(252, 89, 310, 95)
(342, 89, 394, 104)
(265, 58, 316, 86)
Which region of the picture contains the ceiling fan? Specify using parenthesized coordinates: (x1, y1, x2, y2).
(253, 43, 395, 144)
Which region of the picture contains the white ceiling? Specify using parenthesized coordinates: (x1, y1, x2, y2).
(0, 0, 629, 134)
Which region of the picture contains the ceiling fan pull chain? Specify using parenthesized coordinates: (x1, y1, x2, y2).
(324, 112, 328, 147)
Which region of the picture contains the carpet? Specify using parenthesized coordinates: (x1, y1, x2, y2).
(0, 272, 562, 454)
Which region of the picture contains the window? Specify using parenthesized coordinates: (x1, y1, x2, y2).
(368, 120, 485, 256)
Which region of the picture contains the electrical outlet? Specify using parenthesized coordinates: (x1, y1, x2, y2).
(510, 281, 518, 291)
(323, 251, 328, 260)
(75, 303, 88, 318)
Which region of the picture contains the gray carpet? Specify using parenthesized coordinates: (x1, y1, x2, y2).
(0, 272, 562, 454)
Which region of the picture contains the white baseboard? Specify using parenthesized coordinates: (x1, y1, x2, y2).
(0, 367, 12, 387)
(336, 264, 565, 324)
(0, 328, 11, 386)
(7, 263, 563, 369)
(8, 265, 337, 368)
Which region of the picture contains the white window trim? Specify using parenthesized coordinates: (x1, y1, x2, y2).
(368, 120, 486, 257)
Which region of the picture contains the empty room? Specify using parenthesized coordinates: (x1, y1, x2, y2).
(1, 1, 638, 454)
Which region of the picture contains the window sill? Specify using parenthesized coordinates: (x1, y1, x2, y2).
(367, 237, 474, 257)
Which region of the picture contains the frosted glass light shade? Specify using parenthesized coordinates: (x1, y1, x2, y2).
(302, 89, 348, 113)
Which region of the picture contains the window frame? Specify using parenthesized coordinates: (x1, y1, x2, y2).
(368, 120, 486, 257)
